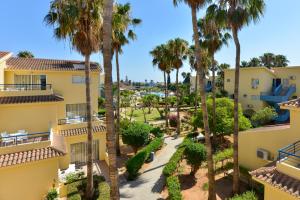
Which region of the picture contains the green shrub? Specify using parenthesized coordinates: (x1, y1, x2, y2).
(98, 108, 106, 116)
(150, 127, 164, 138)
(65, 172, 84, 184)
(126, 137, 163, 180)
(120, 118, 131, 132)
(122, 122, 151, 153)
(243, 109, 256, 119)
(67, 181, 81, 199)
(163, 137, 192, 177)
(251, 107, 277, 127)
(169, 115, 178, 128)
(98, 97, 105, 108)
(229, 191, 258, 200)
(166, 176, 182, 200)
(213, 148, 233, 163)
(97, 182, 110, 200)
(184, 142, 206, 175)
(45, 188, 58, 200)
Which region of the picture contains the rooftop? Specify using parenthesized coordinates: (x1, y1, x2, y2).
(5, 57, 101, 72)
(0, 51, 11, 60)
(0, 94, 64, 104)
(0, 147, 64, 168)
(280, 98, 300, 109)
(59, 125, 106, 137)
(251, 164, 300, 198)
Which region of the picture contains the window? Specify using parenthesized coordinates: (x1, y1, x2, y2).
(72, 76, 85, 84)
(66, 103, 87, 119)
(282, 78, 289, 87)
(251, 79, 259, 89)
(14, 75, 47, 90)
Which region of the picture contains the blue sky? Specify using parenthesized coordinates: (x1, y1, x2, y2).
(1, 0, 300, 82)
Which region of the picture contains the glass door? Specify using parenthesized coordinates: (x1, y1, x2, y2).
(70, 140, 99, 164)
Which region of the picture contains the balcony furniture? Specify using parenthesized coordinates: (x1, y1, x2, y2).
(1, 132, 15, 146)
(11, 132, 28, 144)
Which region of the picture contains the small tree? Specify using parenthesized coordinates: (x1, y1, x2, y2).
(121, 122, 151, 154)
(184, 142, 206, 175)
(251, 107, 277, 127)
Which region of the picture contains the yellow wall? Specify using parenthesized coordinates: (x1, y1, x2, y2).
(0, 102, 61, 133)
(224, 67, 275, 111)
(0, 158, 60, 200)
(274, 67, 300, 96)
(263, 182, 299, 200)
(239, 110, 300, 170)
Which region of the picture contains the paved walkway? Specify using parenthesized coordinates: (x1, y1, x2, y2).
(120, 136, 184, 200)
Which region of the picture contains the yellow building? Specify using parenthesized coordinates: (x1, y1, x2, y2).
(239, 98, 300, 200)
(190, 74, 213, 93)
(0, 51, 107, 200)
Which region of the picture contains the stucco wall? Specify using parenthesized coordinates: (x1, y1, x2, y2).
(0, 158, 59, 200)
(264, 183, 299, 200)
(239, 110, 300, 170)
(224, 67, 275, 111)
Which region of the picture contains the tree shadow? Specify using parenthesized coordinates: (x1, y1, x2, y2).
(215, 176, 248, 199)
(178, 174, 197, 190)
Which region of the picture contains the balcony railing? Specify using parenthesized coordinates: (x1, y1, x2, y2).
(0, 132, 50, 147)
(58, 115, 105, 125)
(278, 141, 300, 167)
(0, 84, 52, 91)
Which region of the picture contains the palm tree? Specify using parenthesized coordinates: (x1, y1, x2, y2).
(207, 0, 265, 194)
(274, 54, 289, 67)
(167, 38, 189, 137)
(150, 44, 172, 134)
(173, 1, 216, 198)
(17, 51, 34, 58)
(112, 3, 141, 156)
(198, 17, 231, 144)
(45, 0, 103, 198)
(103, 0, 120, 199)
(188, 45, 199, 112)
(260, 52, 275, 68)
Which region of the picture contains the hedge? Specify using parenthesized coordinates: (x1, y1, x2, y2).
(163, 137, 192, 177)
(166, 176, 182, 200)
(98, 181, 110, 200)
(126, 137, 164, 180)
(229, 191, 258, 200)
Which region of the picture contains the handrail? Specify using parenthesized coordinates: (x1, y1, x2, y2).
(278, 140, 300, 162)
(0, 132, 50, 147)
(0, 84, 52, 91)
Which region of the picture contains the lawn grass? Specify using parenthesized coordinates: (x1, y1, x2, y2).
(124, 108, 161, 123)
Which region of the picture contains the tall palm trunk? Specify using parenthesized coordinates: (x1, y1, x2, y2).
(191, 5, 216, 200)
(212, 55, 216, 146)
(194, 71, 198, 112)
(115, 48, 121, 156)
(232, 27, 240, 194)
(164, 71, 169, 133)
(85, 54, 94, 199)
(103, 0, 120, 199)
(176, 69, 180, 136)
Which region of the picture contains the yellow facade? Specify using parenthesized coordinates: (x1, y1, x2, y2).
(0, 158, 60, 200)
(0, 53, 107, 199)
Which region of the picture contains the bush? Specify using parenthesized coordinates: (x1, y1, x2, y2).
(229, 191, 258, 200)
(150, 127, 164, 138)
(166, 176, 182, 200)
(213, 148, 233, 163)
(122, 122, 151, 153)
(45, 188, 58, 200)
(98, 97, 105, 108)
(243, 109, 256, 119)
(169, 115, 178, 128)
(65, 172, 84, 184)
(251, 107, 277, 127)
(126, 137, 163, 180)
(98, 108, 106, 116)
(120, 118, 131, 132)
(97, 182, 110, 200)
(184, 142, 206, 175)
(163, 137, 192, 177)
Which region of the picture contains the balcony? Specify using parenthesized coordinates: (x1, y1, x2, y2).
(58, 115, 105, 125)
(0, 84, 53, 96)
(277, 141, 300, 180)
(0, 132, 50, 148)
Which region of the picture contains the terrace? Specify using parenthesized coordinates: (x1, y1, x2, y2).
(0, 84, 53, 96)
(277, 140, 300, 180)
(0, 131, 50, 148)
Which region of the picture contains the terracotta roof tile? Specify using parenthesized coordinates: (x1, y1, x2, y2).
(280, 98, 300, 108)
(6, 57, 101, 72)
(251, 165, 300, 198)
(0, 94, 64, 104)
(0, 52, 10, 60)
(0, 147, 64, 168)
(59, 125, 106, 137)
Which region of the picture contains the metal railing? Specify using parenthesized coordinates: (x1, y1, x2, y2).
(58, 115, 105, 125)
(278, 141, 300, 166)
(0, 132, 50, 147)
(0, 84, 52, 91)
